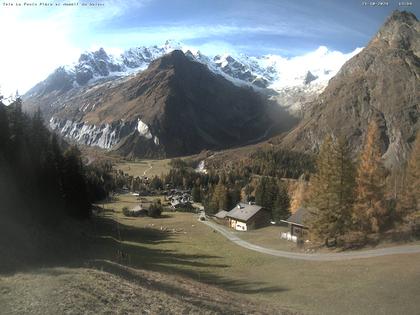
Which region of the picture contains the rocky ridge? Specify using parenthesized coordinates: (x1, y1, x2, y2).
(282, 10, 420, 168)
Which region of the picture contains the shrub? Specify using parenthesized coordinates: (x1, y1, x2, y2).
(406, 212, 420, 237)
(383, 226, 412, 242)
(123, 207, 131, 217)
(173, 204, 196, 213)
(122, 207, 130, 216)
(337, 232, 367, 250)
(148, 200, 163, 218)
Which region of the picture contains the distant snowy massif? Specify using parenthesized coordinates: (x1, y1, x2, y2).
(26, 40, 362, 114)
(22, 40, 364, 155)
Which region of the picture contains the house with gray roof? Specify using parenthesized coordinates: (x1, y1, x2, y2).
(215, 210, 228, 219)
(226, 203, 270, 231)
(214, 210, 229, 226)
(281, 208, 309, 241)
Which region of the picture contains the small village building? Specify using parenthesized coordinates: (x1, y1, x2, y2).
(226, 203, 270, 231)
(169, 190, 193, 209)
(214, 210, 229, 225)
(127, 205, 148, 217)
(215, 210, 228, 219)
(280, 208, 309, 242)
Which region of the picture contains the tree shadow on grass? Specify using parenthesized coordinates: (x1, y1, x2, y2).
(1, 215, 287, 298)
(84, 259, 288, 314)
(158, 214, 173, 219)
(92, 216, 178, 245)
(85, 216, 288, 295)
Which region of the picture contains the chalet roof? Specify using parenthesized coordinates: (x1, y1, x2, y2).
(282, 208, 309, 226)
(226, 203, 263, 222)
(215, 210, 228, 219)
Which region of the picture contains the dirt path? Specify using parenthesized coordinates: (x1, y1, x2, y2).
(201, 219, 420, 261)
(143, 162, 153, 176)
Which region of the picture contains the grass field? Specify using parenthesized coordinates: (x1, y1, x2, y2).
(115, 159, 172, 178)
(94, 194, 420, 315)
(237, 225, 301, 251)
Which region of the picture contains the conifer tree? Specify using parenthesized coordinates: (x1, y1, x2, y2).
(307, 135, 355, 240)
(0, 103, 10, 157)
(272, 182, 291, 222)
(228, 186, 241, 209)
(255, 177, 267, 206)
(255, 176, 277, 212)
(353, 122, 388, 233)
(333, 136, 356, 229)
(192, 185, 202, 202)
(398, 132, 420, 217)
(207, 180, 229, 213)
(61, 146, 91, 219)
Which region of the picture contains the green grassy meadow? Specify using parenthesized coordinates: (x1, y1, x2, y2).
(115, 159, 172, 178)
(94, 194, 420, 315)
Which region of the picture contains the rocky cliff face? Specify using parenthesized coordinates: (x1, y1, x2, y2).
(44, 51, 294, 158)
(282, 10, 420, 168)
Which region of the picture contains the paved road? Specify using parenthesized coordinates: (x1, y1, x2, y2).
(200, 218, 420, 261)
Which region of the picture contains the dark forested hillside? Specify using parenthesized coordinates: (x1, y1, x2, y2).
(248, 148, 315, 179)
(0, 99, 86, 223)
(0, 96, 113, 225)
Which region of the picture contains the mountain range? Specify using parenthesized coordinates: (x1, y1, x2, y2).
(22, 10, 419, 166)
(40, 50, 295, 158)
(23, 40, 359, 116)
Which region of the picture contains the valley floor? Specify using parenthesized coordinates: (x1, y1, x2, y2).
(115, 159, 172, 178)
(2, 193, 420, 315)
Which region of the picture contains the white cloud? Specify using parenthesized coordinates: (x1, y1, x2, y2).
(98, 23, 323, 48)
(0, 0, 151, 96)
(0, 8, 81, 96)
(261, 46, 363, 88)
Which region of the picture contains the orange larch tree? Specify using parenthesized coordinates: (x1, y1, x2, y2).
(353, 122, 389, 233)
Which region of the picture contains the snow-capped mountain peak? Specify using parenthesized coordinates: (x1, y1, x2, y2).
(25, 41, 363, 114)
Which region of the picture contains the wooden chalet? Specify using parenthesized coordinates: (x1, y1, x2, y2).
(226, 203, 270, 231)
(214, 210, 229, 225)
(281, 208, 309, 241)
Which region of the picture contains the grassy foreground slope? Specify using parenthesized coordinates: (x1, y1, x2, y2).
(2, 194, 420, 315)
(93, 194, 420, 315)
(0, 264, 289, 315)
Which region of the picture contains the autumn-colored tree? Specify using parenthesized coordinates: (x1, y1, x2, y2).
(307, 135, 355, 240)
(290, 175, 308, 213)
(398, 132, 420, 217)
(353, 122, 388, 233)
(244, 184, 253, 202)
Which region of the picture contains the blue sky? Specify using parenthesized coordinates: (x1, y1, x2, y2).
(0, 0, 418, 95)
(78, 0, 418, 55)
